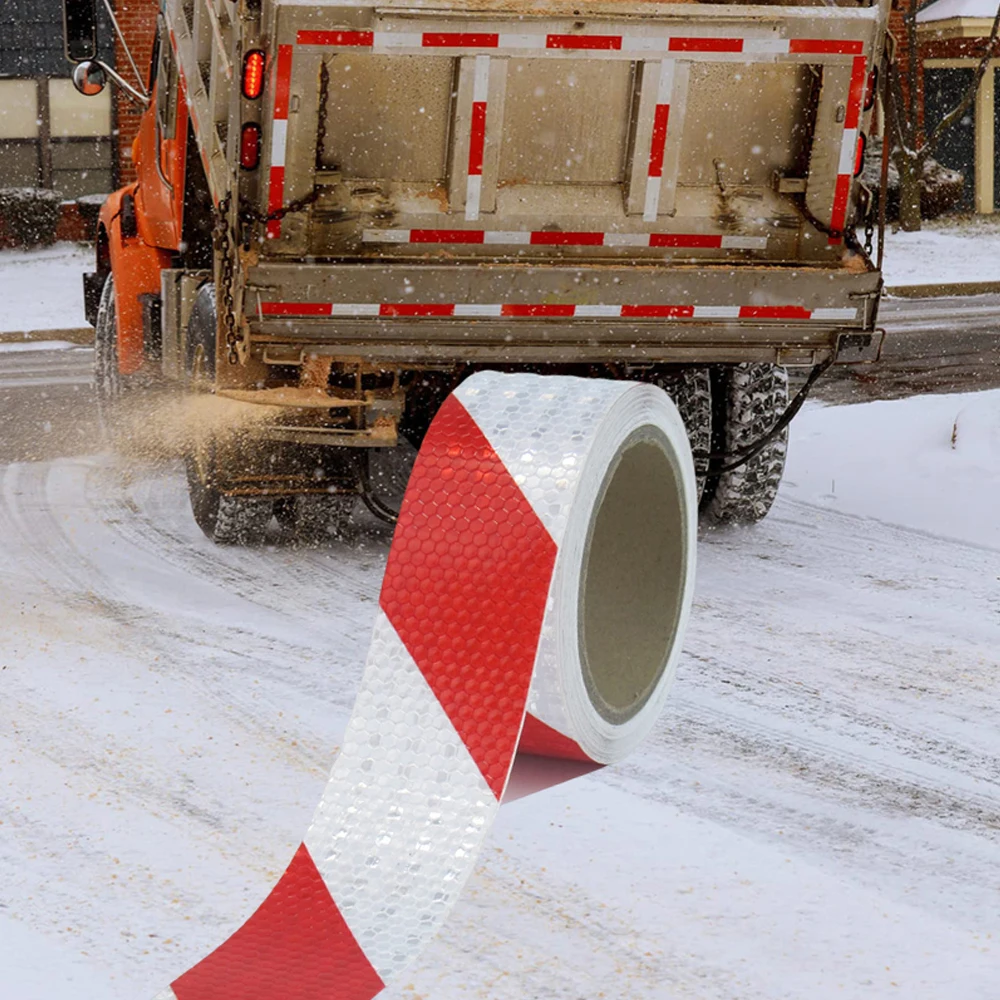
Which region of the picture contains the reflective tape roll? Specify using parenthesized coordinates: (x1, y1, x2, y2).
(158, 371, 697, 1000)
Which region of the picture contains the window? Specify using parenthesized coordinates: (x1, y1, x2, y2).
(0, 78, 113, 197)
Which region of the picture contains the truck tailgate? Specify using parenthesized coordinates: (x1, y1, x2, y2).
(260, 0, 881, 268)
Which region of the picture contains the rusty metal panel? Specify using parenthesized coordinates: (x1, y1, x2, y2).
(498, 58, 633, 185)
(677, 62, 815, 189)
(320, 53, 454, 181)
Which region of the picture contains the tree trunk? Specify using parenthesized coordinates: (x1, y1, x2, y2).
(897, 153, 923, 232)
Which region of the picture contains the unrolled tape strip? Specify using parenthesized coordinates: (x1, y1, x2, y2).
(156, 371, 698, 1000)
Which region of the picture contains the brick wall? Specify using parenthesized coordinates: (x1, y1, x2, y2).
(889, 0, 926, 132)
(112, 0, 160, 186)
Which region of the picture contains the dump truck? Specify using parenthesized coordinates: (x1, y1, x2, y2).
(64, 0, 890, 544)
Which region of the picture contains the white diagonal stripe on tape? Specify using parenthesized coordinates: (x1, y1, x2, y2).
(304, 609, 496, 983)
(455, 370, 629, 542)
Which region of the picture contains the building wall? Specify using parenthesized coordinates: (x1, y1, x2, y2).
(0, 0, 116, 198)
(112, 0, 161, 187)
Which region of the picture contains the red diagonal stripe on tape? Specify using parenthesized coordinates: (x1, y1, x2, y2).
(171, 843, 384, 1000)
(380, 395, 558, 799)
(518, 713, 592, 762)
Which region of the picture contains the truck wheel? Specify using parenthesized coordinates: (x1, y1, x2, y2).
(183, 283, 272, 546)
(702, 362, 789, 526)
(655, 368, 712, 500)
(93, 275, 123, 444)
(274, 494, 356, 542)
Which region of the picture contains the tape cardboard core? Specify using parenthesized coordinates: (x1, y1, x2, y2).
(578, 427, 687, 725)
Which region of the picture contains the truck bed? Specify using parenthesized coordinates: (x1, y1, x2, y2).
(168, 0, 887, 365)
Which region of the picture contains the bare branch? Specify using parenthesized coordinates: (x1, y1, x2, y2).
(924, 1, 1000, 154)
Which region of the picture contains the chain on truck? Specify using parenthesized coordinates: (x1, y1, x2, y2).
(63, 0, 891, 545)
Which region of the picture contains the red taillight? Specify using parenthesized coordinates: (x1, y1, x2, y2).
(242, 50, 265, 99)
(854, 132, 866, 177)
(240, 122, 261, 169)
(864, 67, 878, 111)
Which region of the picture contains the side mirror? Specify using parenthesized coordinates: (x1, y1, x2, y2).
(63, 0, 98, 63)
(72, 60, 107, 97)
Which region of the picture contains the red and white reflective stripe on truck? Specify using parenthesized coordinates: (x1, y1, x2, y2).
(362, 229, 768, 250)
(829, 55, 867, 245)
(266, 44, 294, 240)
(296, 30, 865, 57)
(258, 301, 858, 321)
(466, 55, 490, 221)
(645, 61, 674, 221)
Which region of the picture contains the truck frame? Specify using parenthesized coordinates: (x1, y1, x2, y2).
(66, 0, 890, 543)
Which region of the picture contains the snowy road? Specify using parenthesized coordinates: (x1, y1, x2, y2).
(2, 358, 998, 998)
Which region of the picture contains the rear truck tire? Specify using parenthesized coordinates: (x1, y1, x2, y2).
(183, 283, 272, 546)
(702, 362, 789, 526)
(655, 368, 712, 501)
(274, 494, 356, 542)
(93, 275, 124, 445)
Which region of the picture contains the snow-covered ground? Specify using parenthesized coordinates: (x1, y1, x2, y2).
(877, 217, 1000, 288)
(1, 385, 998, 999)
(0, 243, 89, 333)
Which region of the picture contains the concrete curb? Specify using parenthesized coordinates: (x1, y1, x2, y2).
(886, 281, 1000, 299)
(0, 327, 94, 345)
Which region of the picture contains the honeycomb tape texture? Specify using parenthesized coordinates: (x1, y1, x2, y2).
(157, 371, 697, 1000)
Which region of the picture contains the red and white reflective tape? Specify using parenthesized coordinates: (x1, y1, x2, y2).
(362, 228, 767, 250)
(266, 44, 294, 240)
(259, 300, 857, 321)
(466, 55, 490, 221)
(645, 60, 674, 221)
(829, 54, 867, 245)
(152, 372, 698, 1000)
(296, 29, 866, 57)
